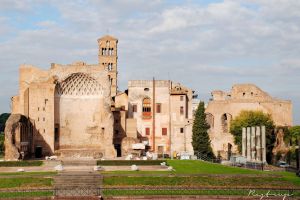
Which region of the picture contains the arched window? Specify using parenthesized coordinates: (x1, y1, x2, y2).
(206, 113, 214, 128)
(221, 113, 232, 133)
(142, 98, 151, 118)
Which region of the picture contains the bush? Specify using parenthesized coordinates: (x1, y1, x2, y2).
(0, 161, 43, 167)
(97, 160, 166, 166)
(230, 110, 275, 163)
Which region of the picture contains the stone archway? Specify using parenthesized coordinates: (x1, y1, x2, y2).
(221, 113, 232, 133)
(205, 113, 214, 129)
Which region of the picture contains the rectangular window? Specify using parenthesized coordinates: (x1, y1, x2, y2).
(145, 128, 150, 135)
(133, 104, 137, 112)
(43, 117, 45, 121)
(180, 128, 184, 133)
(38, 107, 40, 111)
(162, 128, 167, 136)
(180, 106, 184, 115)
(156, 103, 161, 113)
(180, 96, 184, 101)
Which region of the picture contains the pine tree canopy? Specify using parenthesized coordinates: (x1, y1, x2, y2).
(192, 101, 215, 159)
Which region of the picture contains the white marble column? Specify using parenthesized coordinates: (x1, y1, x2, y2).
(256, 126, 261, 162)
(246, 127, 251, 161)
(261, 126, 266, 163)
(251, 126, 256, 160)
(242, 127, 246, 157)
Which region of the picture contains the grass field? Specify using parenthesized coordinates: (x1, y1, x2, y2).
(0, 177, 52, 189)
(0, 172, 57, 176)
(0, 191, 53, 199)
(102, 160, 300, 189)
(0, 172, 54, 189)
(103, 175, 295, 188)
(102, 189, 298, 197)
(167, 160, 262, 174)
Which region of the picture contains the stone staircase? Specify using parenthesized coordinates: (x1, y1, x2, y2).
(54, 160, 102, 196)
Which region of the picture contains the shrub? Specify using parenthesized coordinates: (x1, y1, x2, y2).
(97, 160, 166, 166)
(0, 161, 43, 167)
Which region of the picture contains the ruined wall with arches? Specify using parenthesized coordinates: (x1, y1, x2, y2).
(206, 84, 292, 159)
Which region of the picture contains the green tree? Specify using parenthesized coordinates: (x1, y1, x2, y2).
(0, 134, 4, 155)
(287, 126, 300, 146)
(230, 110, 275, 163)
(0, 113, 10, 132)
(192, 101, 215, 159)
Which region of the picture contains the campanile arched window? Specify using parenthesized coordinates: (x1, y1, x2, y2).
(142, 98, 151, 118)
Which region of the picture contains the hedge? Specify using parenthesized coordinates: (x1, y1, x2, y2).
(97, 160, 167, 166)
(0, 161, 43, 167)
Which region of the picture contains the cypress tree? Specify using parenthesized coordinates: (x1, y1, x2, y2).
(192, 101, 215, 159)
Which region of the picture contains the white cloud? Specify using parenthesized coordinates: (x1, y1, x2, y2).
(0, 0, 300, 122)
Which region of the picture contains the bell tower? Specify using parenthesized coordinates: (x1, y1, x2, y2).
(98, 35, 118, 97)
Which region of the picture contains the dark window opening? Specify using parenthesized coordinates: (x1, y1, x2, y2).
(162, 128, 167, 136)
(180, 128, 184, 133)
(156, 103, 161, 113)
(145, 127, 150, 135)
(180, 106, 184, 115)
(133, 104, 137, 112)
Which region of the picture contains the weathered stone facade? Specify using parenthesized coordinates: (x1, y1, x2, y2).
(4, 114, 33, 160)
(205, 84, 293, 158)
(5, 35, 293, 160)
(126, 80, 194, 156)
(7, 36, 117, 159)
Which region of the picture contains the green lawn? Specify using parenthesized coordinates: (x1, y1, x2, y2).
(102, 189, 298, 197)
(0, 177, 52, 189)
(102, 160, 300, 189)
(167, 160, 262, 174)
(0, 191, 53, 199)
(103, 175, 295, 188)
(102, 160, 263, 175)
(0, 171, 57, 177)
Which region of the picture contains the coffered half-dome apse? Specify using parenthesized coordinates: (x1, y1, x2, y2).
(54, 73, 106, 151)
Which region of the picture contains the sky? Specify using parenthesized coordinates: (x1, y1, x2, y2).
(0, 0, 299, 124)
